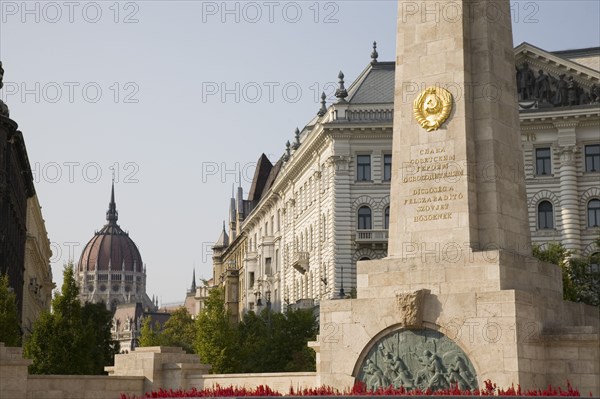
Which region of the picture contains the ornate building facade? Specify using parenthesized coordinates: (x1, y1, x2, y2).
(212, 53, 394, 318)
(22, 195, 54, 336)
(76, 183, 154, 312)
(516, 44, 600, 258)
(209, 44, 600, 319)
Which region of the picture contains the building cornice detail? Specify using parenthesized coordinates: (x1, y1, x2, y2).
(520, 108, 599, 124)
(515, 43, 600, 84)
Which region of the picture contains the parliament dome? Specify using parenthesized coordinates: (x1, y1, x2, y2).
(78, 184, 143, 274)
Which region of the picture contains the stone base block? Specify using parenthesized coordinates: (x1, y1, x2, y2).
(316, 254, 599, 394)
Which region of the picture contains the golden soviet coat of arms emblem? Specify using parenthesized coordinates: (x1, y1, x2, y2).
(413, 86, 453, 132)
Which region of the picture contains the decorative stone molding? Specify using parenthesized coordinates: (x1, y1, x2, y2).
(395, 289, 428, 328)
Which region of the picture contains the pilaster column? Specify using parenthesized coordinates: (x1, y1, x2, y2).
(329, 155, 352, 298)
(558, 145, 582, 255)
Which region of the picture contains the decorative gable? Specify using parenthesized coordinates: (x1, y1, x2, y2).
(514, 42, 600, 111)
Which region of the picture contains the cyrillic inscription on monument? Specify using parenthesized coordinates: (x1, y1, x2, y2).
(403, 145, 464, 224)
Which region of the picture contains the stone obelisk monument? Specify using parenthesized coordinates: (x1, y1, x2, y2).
(314, 0, 599, 393)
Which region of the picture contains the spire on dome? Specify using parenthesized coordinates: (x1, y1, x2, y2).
(106, 180, 118, 224)
(190, 268, 197, 292)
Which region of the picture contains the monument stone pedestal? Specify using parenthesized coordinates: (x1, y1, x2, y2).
(316, 251, 598, 392)
(314, 0, 599, 394)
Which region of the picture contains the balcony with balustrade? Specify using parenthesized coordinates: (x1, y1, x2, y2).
(355, 229, 389, 247)
(291, 252, 309, 274)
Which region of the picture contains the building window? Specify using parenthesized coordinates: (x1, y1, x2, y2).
(588, 199, 600, 228)
(358, 206, 372, 230)
(359, 257, 371, 261)
(585, 144, 600, 172)
(249, 272, 255, 289)
(383, 154, 392, 181)
(357, 155, 371, 181)
(536, 148, 551, 176)
(537, 201, 554, 229)
(384, 207, 390, 229)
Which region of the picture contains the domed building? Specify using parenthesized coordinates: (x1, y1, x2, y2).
(77, 184, 154, 311)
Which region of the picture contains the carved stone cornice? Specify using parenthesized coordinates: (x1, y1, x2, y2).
(520, 107, 600, 124)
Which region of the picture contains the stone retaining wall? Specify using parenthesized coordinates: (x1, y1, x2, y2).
(26, 375, 144, 399)
(193, 371, 318, 393)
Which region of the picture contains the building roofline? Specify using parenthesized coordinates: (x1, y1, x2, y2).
(551, 47, 600, 58)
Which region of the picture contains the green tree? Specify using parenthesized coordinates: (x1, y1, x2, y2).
(237, 307, 317, 373)
(533, 241, 600, 306)
(138, 316, 162, 347)
(195, 287, 239, 373)
(160, 307, 196, 353)
(24, 264, 119, 374)
(237, 309, 274, 372)
(0, 273, 21, 346)
(278, 308, 318, 372)
(81, 302, 120, 373)
(138, 308, 196, 353)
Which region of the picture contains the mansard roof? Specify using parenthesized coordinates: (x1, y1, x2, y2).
(263, 158, 283, 193)
(346, 61, 395, 104)
(247, 153, 273, 203)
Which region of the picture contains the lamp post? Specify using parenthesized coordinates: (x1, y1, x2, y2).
(254, 290, 262, 307)
(339, 266, 346, 298)
(265, 286, 272, 337)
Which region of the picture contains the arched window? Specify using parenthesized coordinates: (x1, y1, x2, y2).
(384, 206, 390, 230)
(588, 199, 600, 227)
(359, 257, 371, 261)
(537, 201, 554, 229)
(358, 206, 372, 230)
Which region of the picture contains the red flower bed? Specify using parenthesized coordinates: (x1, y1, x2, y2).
(122, 380, 583, 398)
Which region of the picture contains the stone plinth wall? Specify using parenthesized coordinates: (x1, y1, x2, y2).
(357, 251, 563, 301)
(192, 372, 318, 393)
(316, 266, 600, 395)
(26, 375, 144, 399)
(0, 343, 31, 399)
(107, 346, 211, 393)
(542, 327, 600, 396)
(1, 345, 318, 398)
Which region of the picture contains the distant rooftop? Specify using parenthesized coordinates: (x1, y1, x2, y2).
(551, 47, 600, 58)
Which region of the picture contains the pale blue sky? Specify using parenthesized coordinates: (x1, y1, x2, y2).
(1, 1, 599, 304)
